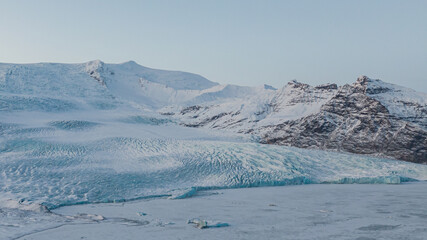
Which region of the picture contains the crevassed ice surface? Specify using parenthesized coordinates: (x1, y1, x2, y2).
(2, 111, 427, 209)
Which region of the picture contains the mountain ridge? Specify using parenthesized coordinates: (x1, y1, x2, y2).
(0, 61, 425, 163)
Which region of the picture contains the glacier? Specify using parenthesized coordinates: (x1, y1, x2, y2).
(1, 60, 427, 208)
(1, 60, 427, 239)
(2, 108, 427, 210)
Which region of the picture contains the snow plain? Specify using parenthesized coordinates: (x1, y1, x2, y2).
(11, 182, 427, 240)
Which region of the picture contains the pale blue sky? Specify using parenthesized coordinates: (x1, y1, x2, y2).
(1, 0, 426, 91)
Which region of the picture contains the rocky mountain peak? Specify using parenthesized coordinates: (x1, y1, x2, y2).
(85, 59, 104, 69)
(263, 84, 277, 90)
(314, 83, 338, 90)
(356, 75, 370, 84)
(177, 74, 426, 163)
(288, 80, 310, 89)
(351, 75, 371, 93)
(85, 60, 106, 85)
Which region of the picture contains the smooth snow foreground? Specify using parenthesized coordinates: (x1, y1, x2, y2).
(10, 182, 427, 240)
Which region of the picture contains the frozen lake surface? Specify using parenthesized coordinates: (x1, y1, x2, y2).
(13, 182, 427, 240)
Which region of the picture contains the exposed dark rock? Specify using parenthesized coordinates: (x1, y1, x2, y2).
(181, 105, 203, 115)
(260, 81, 427, 163)
(315, 83, 338, 90)
(159, 112, 175, 116)
(179, 76, 427, 163)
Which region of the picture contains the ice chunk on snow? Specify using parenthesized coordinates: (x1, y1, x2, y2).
(0, 199, 50, 213)
(188, 218, 229, 229)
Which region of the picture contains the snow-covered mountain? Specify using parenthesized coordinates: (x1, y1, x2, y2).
(0, 60, 425, 163)
(173, 76, 426, 163)
(2, 60, 427, 238)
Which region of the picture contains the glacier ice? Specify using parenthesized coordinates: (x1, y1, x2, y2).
(1, 62, 427, 211)
(2, 122, 427, 210)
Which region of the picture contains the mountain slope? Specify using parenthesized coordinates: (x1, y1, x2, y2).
(0, 60, 220, 111)
(0, 61, 425, 163)
(258, 77, 427, 163)
(175, 76, 427, 163)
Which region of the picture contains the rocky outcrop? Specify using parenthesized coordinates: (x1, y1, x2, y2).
(260, 79, 427, 163)
(178, 76, 427, 163)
